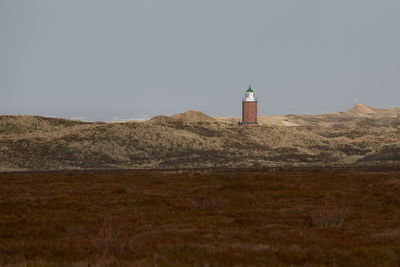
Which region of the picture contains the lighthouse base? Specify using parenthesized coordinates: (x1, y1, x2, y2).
(238, 121, 258, 126)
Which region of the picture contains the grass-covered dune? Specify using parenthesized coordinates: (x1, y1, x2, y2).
(1, 105, 400, 171)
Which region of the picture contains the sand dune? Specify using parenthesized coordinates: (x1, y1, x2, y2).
(1, 104, 400, 171)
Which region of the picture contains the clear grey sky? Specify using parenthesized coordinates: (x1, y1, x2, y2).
(1, 0, 400, 120)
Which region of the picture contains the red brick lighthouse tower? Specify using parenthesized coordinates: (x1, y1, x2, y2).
(241, 86, 258, 125)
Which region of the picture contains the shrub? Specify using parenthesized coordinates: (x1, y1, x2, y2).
(308, 206, 351, 228)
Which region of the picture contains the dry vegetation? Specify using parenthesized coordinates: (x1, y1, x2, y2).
(1, 104, 400, 171)
(0, 168, 400, 266)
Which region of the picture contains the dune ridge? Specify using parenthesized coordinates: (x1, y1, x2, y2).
(1, 104, 400, 171)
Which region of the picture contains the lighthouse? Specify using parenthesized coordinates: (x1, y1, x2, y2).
(241, 86, 258, 125)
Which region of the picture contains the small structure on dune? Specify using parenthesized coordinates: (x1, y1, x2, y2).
(240, 86, 258, 126)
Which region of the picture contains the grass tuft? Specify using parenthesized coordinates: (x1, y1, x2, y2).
(308, 205, 352, 228)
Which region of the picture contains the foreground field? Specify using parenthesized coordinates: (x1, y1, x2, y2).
(1, 169, 400, 266)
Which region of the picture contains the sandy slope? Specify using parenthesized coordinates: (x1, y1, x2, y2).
(217, 104, 400, 127)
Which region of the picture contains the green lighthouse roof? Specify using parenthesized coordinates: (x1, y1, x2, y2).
(246, 86, 254, 93)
